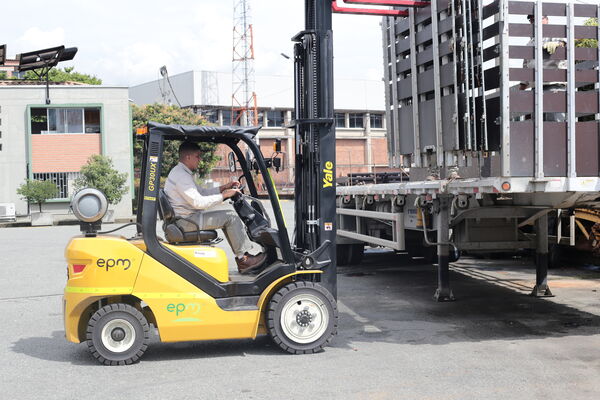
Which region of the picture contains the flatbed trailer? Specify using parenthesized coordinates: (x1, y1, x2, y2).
(336, 0, 600, 300)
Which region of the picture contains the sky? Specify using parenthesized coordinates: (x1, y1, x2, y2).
(3, 0, 385, 86)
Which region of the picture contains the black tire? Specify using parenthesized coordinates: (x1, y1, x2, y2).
(337, 244, 351, 266)
(86, 303, 150, 366)
(267, 282, 338, 354)
(548, 244, 562, 269)
(348, 243, 364, 265)
(421, 246, 460, 264)
(337, 243, 364, 266)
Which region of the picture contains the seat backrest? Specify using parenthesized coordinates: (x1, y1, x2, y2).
(158, 189, 175, 223)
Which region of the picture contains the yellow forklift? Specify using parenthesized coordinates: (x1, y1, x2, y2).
(64, 122, 338, 365)
(63, 0, 414, 365)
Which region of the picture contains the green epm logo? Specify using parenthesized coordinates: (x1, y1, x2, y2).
(322, 161, 334, 188)
(167, 302, 201, 322)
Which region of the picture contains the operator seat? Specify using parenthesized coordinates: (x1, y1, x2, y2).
(158, 189, 218, 245)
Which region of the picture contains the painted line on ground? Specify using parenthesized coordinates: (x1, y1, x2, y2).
(338, 300, 382, 333)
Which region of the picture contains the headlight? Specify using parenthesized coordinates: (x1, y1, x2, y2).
(71, 188, 108, 223)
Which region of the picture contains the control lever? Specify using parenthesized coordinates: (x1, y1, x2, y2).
(298, 240, 332, 270)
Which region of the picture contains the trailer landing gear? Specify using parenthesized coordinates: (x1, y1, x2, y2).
(531, 214, 554, 297)
(434, 197, 455, 302)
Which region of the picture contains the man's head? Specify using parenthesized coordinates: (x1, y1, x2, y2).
(527, 14, 548, 25)
(179, 141, 201, 170)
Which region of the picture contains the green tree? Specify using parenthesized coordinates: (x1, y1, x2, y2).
(576, 18, 598, 49)
(74, 155, 128, 205)
(0, 71, 7, 79)
(23, 66, 102, 85)
(16, 179, 59, 212)
(131, 103, 218, 178)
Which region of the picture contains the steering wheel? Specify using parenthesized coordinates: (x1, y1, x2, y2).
(231, 184, 246, 203)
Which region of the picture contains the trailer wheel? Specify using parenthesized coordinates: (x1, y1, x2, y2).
(86, 303, 149, 366)
(336, 244, 351, 265)
(548, 244, 562, 269)
(337, 243, 364, 265)
(267, 281, 337, 354)
(348, 243, 364, 264)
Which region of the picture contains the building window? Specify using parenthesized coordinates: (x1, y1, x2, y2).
(335, 112, 346, 128)
(201, 109, 219, 124)
(370, 113, 383, 129)
(266, 110, 285, 127)
(32, 172, 81, 199)
(221, 109, 240, 126)
(348, 113, 364, 128)
(30, 107, 101, 134)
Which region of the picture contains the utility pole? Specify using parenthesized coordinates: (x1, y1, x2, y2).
(232, 0, 258, 127)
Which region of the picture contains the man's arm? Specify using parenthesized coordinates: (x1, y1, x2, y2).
(178, 181, 224, 210)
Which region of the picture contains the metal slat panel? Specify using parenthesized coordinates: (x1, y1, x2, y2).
(382, 17, 396, 166)
(574, 4, 598, 18)
(534, 0, 544, 178)
(567, 1, 576, 177)
(576, 121, 599, 176)
(399, 106, 415, 155)
(431, 0, 444, 165)
(500, 0, 512, 176)
(418, 100, 437, 150)
(409, 10, 421, 166)
(543, 122, 567, 177)
(510, 121, 535, 176)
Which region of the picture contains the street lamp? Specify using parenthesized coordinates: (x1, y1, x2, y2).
(17, 45, 78, 104)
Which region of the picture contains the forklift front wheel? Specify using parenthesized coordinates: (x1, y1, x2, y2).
(86, 303, 150, 366)
(267, 281, 338, 354)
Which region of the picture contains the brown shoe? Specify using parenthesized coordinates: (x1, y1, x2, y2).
(236, 253, 267, 274)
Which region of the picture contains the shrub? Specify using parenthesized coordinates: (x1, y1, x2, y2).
(16, 179, 59, 212)
(74, 155, 128, 205)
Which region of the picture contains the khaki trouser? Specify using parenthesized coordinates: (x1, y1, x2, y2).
(180, 209, 254, 258)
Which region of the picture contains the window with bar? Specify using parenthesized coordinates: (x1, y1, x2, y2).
(370, 113, 383, 129)
(335, 112, 346, 128)
(32, 172, 81, 199)
(266, 110, 285, 127)
(348, 113, 364, 128)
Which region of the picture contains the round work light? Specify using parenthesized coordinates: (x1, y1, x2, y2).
(71, 188, 108, 223)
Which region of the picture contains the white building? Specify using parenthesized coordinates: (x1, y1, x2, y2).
(0, 82, 133, 221)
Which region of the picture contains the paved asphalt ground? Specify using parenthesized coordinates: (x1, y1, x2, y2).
(1, 200, 600, 399)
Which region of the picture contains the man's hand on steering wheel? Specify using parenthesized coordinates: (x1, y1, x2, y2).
(221, 181, 241, 191)
(222, 188, 242, 200)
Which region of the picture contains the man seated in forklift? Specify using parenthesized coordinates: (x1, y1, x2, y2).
(164, 141, 267, 274)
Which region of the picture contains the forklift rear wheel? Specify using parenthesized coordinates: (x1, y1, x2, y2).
(86, 303, 150, 366)
(267, 281, 338, 354)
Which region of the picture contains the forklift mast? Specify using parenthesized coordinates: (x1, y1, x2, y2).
(293, 0, 337, 297)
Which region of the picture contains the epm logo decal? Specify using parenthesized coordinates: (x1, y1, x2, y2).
(97, 258, 132, 271)
(167, 303, 201, 322)
(322, 161, 334, 188)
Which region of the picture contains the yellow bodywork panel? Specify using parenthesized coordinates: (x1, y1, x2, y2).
(162, 243, 229, 282)
(131, 255, 258, 342)
(64, 235, 145, 343)
(63, 234, 322, 345)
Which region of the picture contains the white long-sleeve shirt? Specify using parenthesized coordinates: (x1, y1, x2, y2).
(164, 162, 223, 217)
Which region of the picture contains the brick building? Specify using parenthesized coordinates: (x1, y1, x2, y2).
(0, 81, 133, 220)
(130, 71, 394, 191)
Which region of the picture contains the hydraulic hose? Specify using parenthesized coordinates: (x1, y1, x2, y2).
(414, 197, 459, 254)
(98, 222, 142, 235)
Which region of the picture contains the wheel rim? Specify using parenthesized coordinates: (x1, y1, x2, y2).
(100, 318, 136, 353)
(280, 293, 329, 344)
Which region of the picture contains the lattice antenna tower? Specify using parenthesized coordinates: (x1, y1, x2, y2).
(232, 0, 258, 126)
